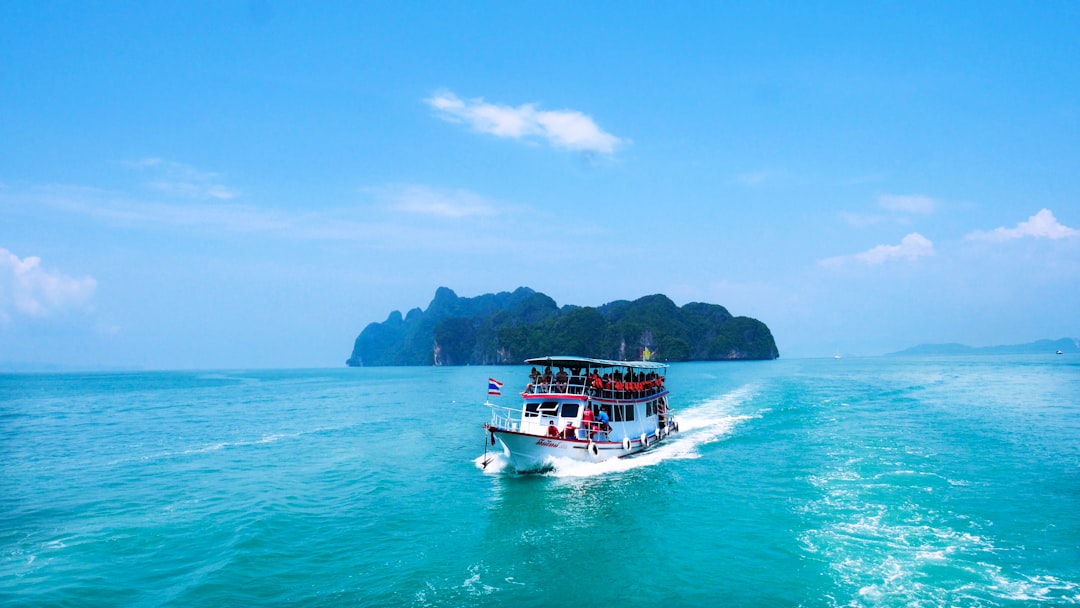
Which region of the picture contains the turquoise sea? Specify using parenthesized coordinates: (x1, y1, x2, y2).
(2, 356, 1078, 606)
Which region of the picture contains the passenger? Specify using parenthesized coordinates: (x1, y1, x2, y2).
(596, 408, 611, 440)
(547, 421, 560, 438)
(586, 371, 599, 396)
(526, 367, 540, 393)
(555, 367, 568, 391)
(563, 421, 576, 440)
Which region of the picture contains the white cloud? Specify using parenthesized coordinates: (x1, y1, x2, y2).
(879, 194, 935, 214)
(128, 158, 240, 200)
(425, 91, 625, 155)
(0, 248, 97, 321)
(966, 208, 1079, 242)
(856, 233, 935, 263)
(820, 232, 935, 267)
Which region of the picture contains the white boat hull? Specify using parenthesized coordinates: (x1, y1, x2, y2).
(489, 424, 674, 472)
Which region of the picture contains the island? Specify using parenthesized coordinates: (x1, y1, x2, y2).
(346, 287, 779, 366)
(888, 338, 1078, 357)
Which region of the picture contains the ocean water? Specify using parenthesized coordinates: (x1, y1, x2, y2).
(2, 356, 1078, 607)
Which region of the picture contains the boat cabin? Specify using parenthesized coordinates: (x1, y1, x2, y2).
(489, 356, 670, 444)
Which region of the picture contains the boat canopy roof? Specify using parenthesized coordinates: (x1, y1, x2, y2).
(524, 355, 668, 371)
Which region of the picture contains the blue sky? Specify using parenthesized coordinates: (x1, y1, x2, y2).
(2, 2, 1078, 369)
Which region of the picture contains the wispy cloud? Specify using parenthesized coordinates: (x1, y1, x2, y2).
(838, 212, 888, 228)
(0, 247, 97, 323)
(367, 184, 502, 219)
(21, 184, 288, 233)
(820, 233, 935, 268)
(841, 193, 938, 227)
(2, 181, 523, 251)
(735, 170, 785, 187)
(878, 194, 935, 214)
(425, 91, 625, 155)
(127, 158, 240, 200)
(966, 208, 1078, 242)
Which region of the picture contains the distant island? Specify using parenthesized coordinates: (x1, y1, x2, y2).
(888, 338, 1078, 357)
(346, 287, 779, 366)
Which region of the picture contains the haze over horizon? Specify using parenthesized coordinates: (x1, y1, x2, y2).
(2, 3, 1078, 369)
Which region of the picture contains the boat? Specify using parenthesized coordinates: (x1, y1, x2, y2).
(1057, 350, 1064, 355)
(483, 356, 677, 472)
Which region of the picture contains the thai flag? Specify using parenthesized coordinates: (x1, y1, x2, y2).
(488, 378, 503, 396)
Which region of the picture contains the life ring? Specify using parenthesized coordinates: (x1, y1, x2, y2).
(589, 441, 598, 456)
(640, 433, 649, 448)
(623, 437, 631, 451)
(490, 432, 496, 446)
(674, 421, 679, 433)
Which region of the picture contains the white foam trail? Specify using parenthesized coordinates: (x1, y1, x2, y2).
(544, 384, 760, 478)
(460, 564, 498, 596)
(676, 385, 756, 431)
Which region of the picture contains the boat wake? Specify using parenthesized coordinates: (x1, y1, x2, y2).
(476, 384, 760, 478)
(800, 453, 1080, 605)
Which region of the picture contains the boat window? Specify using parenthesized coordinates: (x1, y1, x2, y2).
(625, 403, 635, 421)
(646, 400, 655, 417)
(524, 402, 541, 418)
(612, 405, 623, 422)
(539, 401, 560, 416)
(560, 403, 580, 418)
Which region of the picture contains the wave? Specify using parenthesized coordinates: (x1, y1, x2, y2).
(103, 423, 360, 467)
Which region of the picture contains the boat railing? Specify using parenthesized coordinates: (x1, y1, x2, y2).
(487, 403, 523, 431)
(523, 378, 668, 400)
(523, 380, 588, 396)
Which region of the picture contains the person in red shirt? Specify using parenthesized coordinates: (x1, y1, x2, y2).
(563, 421, 576, 440)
